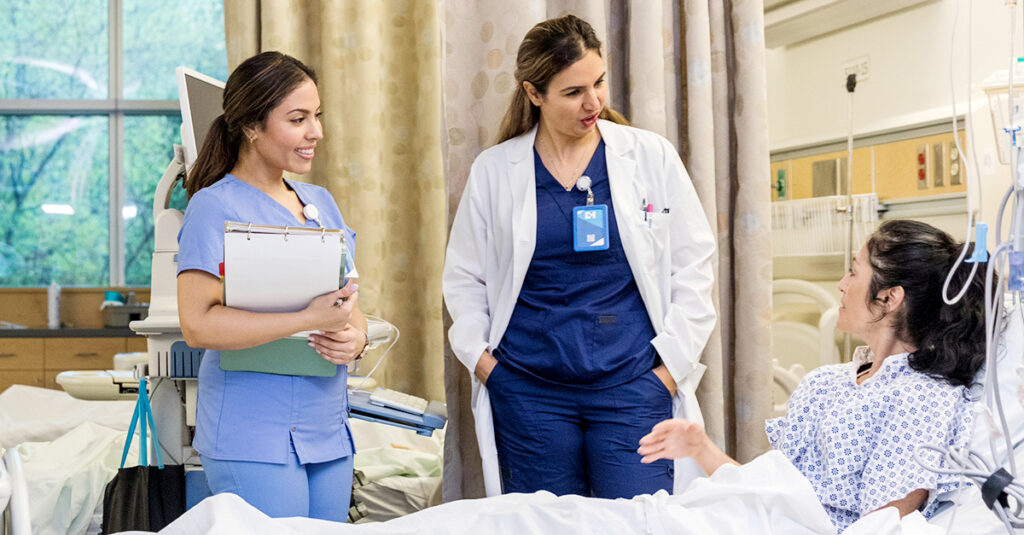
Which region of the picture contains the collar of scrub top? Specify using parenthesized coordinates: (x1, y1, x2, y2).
(575, 175, 595, 206)
(302, 204, 324, 229)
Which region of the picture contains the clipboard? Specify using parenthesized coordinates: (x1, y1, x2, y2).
(219, 221, 353, 376)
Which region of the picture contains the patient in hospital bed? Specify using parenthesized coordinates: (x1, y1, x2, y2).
(638, 219, 989, 531)
(153, 220, 997, 534)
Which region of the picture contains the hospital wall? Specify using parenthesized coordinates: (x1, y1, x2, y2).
(766, 0, 1014, 245)
(765, 0, 1016, 366)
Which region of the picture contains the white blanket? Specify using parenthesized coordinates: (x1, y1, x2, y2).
(135, 450, 1016, 535)
(126, 452, 810, 534)
(0, 385, 135, 449)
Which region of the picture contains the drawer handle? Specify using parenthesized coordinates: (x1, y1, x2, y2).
(0, 353, 14, 358)
(75, 352, 100, 357)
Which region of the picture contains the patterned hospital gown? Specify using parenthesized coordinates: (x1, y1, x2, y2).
(764, 348, 973, 532)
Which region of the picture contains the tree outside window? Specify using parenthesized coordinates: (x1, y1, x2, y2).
(0, 0, 226, 286)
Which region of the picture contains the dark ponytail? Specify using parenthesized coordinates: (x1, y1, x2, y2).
(865, 219, 992, 387)
(186, 114, 239, 198)
(186, 51, 318, 198)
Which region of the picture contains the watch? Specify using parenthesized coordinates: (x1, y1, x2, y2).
(355, 328, 369, 360)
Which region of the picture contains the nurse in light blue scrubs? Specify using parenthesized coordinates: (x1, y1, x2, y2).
(176, 51, 368, 521)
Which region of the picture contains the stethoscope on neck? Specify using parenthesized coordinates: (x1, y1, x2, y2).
(303, 204, 324, 229)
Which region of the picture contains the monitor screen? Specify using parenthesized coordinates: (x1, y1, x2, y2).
(175, 66, 225, 170)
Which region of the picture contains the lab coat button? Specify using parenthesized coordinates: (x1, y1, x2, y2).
(291, 426, 297, 432)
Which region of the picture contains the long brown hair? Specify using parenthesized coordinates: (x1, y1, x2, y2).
(495, 14, 628, 145)
(186, 51, 318, 198)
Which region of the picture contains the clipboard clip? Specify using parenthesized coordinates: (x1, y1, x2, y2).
(246, 222, 253, 241)
(321, 226, 327, 243)
(283, 226, 290, 241)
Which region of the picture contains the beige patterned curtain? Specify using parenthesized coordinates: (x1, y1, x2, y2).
(681, 0, 773, 463)
(224, 0, 447, 401)
(441, 0, 773, 500)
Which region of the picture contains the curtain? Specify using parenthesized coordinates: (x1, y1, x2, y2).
(681, 0, 773, 462)
(224, 0, 448, 401)
(441, 0, 773, 500)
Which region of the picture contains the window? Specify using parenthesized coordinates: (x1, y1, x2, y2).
(0, 0, 227, 286)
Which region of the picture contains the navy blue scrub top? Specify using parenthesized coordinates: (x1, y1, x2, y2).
(495, 141, 659, 389)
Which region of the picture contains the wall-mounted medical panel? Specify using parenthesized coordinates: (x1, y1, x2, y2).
(770, 129, 966, 203)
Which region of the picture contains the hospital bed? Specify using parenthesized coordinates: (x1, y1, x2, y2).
(1, 449, 30, 535)
(771, 278, 840, 416)
(0, 383, 444, 535)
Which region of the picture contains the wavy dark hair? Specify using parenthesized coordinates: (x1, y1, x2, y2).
(186, 51, 317, 198)
(495, 14, 628, 144)
(865, 219, 991, 387)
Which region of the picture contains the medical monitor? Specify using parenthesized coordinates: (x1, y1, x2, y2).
(175, 66, 225, 170)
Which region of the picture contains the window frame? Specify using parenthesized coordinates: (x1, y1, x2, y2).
(0, 0, 181, 286)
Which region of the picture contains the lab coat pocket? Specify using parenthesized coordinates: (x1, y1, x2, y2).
(635, 212, 670, 264)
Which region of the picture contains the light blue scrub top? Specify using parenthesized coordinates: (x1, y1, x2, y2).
(177, 174, 357, 464)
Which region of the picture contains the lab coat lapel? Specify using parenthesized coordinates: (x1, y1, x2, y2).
(509, 127, 537, 310)
(603, 122, 664, 329)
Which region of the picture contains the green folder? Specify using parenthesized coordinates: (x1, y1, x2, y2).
(220, 336, 337, 377)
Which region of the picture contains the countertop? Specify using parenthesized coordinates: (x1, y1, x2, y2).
(0, 327, 139, 338)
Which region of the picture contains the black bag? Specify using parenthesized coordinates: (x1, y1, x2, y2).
(100, 377, 186, 533)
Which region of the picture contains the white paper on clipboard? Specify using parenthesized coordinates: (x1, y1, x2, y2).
(223, 222, 345, 313)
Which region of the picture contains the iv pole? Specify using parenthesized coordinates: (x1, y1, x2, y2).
(842, 73, 857, 361)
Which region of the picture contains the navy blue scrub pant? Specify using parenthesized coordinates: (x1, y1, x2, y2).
(487, 363, 675, 498)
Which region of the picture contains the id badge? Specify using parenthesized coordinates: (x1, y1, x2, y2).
(572, 204, 610, 252)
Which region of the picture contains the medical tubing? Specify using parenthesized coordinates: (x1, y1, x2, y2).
(943, 1, 981, 306)
(1009, 7, 1023, 255)
(984, 247, 1015, 475)
(915, 444, 1024, 528)
(982, 245, 1011, 465)
(997, 184, 1015, 246)
(967, 0, 984, 218)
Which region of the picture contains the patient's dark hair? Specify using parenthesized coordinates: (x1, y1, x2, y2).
(186, 51, 317, 198)
(865, 219, 991, 387)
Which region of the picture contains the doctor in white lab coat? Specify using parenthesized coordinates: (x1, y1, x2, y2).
(443, 14, 717, 498)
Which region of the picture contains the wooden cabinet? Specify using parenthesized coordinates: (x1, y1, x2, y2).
(0, 338, 44, 371)
(126, 336, 148, 353)
(45, 338, 126, 370)
(0, 335, 147, 391)
(0, 370, 44, 392)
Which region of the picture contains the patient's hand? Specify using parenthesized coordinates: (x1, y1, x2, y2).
(638, 419, 739, 475)
(638, 419, 706, 463)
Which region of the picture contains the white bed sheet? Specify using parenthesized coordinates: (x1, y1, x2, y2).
(124, 449, 1024, 535)
(132, 451, 833, 535)
(0, 385, 136, 450)
(0, 385, 445, 535)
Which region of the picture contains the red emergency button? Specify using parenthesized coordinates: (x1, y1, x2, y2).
(918, 168, 926, 180)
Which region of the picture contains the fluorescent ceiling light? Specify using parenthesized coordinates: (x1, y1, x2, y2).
(41, 204, 74, 215)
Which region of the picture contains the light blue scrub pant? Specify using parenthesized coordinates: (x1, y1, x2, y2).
(200, 448, 353, 521)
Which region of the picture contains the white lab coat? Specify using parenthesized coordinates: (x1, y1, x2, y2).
(442, 119, 717, 496)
